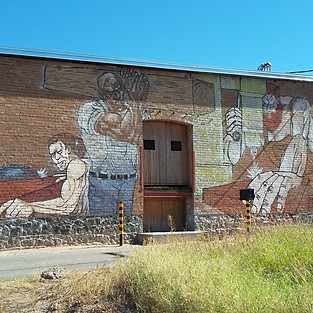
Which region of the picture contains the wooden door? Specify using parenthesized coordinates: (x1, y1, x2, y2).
(143, 197, 186, 232)
(143, 121, 189, 186)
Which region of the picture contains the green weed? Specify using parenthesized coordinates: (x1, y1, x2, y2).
(105, 224, 313, 312)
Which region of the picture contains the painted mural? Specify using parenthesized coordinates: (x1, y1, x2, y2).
(0, 133, 89, 217)
(248, 84, 313, 216)
(77, 68, 149, 214)
(0, 66, 150, 217)
(1, 58, 313, 220)
(204, 79, 313, 218)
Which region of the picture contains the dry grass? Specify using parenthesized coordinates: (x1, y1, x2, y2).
(0, 269, 124, 312)
(1, 223, 313, 312)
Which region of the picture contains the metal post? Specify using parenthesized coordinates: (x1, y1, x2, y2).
(246, 200, 251, 233)
(119, 201, 124, 246)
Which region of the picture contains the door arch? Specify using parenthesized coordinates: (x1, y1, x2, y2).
(143, 120, 193, 232)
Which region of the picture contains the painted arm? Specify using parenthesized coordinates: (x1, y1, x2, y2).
(223, 105, 245, 165)
(0, 159, 88, 217)
(95, 101, 142, 143)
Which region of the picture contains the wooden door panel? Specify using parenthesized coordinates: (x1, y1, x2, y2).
(143, 121, 189, 185)
(143, 198, 186, 232)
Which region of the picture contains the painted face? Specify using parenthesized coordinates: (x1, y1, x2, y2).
(49, 141, 71, 171)
(263, 94, 278, 115)
(98, 73, 123, 100)
(263, 94, 283, 132)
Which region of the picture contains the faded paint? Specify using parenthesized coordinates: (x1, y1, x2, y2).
(1, 54, 313, 222)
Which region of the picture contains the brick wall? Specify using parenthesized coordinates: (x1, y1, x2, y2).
(1, 54, 313, 248)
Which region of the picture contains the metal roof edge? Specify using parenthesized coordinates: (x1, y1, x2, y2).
(1, 46, 313, 82)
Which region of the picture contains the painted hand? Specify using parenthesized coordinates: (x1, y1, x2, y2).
(248, 171, 302, 216)
(225, 106, 242, 141)
(53, 173, 67, 183)
(223, 105, 244, 165)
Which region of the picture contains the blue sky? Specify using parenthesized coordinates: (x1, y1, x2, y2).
(0, 0, 312, 74)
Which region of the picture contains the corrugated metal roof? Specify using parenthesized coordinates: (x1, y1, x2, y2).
(1, 46, 313, 82)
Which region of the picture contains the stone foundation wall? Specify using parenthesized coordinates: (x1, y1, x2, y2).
(0, 214, 143, 250)
(194, 213, 313, 239)
(0, 213, 243, 250)
(194, 214, 242, 238)
(1, 213, 313, 250)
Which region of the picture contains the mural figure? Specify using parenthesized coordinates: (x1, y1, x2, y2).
(223, 93, 245, 166)
(224, 84, 313, 216)
(77, 68, 150, 213)
(0, 133, 89, 217)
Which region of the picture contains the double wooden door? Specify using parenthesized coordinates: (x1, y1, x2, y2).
(143, 121, 191, 232)
(143, 121, 189, 186)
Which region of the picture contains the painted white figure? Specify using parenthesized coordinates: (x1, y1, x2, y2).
(77, 98, 139, 175)
(0, 133, 89, 217)
(249, 93, 313, 216)
(77, 70, 149, 213)
(224, 87, 313, 216)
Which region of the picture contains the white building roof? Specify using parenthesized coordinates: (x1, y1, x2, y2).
(1, 46, 313, 82)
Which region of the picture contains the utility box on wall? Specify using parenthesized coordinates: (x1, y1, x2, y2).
(240, 189, 255, 201)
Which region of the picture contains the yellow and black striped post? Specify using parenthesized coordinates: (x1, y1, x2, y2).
(246, 200, 251, 233)
(119, 201, 124, 246)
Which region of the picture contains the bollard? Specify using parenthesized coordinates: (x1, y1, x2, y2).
(246, 200, 251, 233)
(240, 189, 254, 234)
(119, 201, 124, 246)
